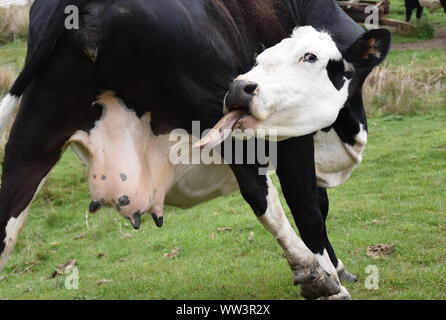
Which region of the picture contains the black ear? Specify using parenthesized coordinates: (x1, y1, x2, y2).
(344, 29, 391, 69)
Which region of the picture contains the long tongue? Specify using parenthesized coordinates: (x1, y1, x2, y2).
(193, 109, 247, 149)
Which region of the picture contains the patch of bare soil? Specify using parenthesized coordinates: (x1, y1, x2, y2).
(392, 27, 446, 50)
(367, 244, 395, 258)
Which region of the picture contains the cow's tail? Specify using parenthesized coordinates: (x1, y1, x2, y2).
(0, 94, 19, 132)
(0, 0, 90, 133)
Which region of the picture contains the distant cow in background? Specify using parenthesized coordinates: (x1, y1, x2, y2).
(405, 0, 446, 21)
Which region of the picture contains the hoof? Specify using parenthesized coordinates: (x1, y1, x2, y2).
(338, 269, 358, 283)
(319, 286, 352, 300)
(295, 264, 341, 300)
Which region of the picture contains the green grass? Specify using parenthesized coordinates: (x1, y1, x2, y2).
(0, 39, 27, 71)
(385, 48, 446, 66)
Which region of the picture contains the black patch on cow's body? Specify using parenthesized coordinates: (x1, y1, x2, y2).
(101, 175, 106, 180)
(120, 173, 127, 182)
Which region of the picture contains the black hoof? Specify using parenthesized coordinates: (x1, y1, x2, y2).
(338, 269, 358, 283)
(300, 274, 340, 300)
(297, 265, 341, 300)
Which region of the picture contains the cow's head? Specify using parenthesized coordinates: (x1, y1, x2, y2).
(196, 26, 390, 147)
(69, 92, 170, 229)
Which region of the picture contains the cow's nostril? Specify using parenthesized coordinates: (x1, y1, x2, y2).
(243, 83, 258, 95)
(226, 80, 258, 111)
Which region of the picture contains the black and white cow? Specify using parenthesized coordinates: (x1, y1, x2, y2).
(405, 0, 446, 21)
(0, 0, 390, 299)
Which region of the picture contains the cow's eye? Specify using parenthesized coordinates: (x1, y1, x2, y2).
(303, 53, 318, 63)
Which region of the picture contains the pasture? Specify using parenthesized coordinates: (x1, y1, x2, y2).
(0, 1, 445, 300)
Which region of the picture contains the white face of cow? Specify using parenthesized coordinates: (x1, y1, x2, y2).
(230, 26, 349, 139)
(195, 26, 390, 148)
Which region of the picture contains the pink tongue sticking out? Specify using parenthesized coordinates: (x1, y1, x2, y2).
(193, 109, 248, 149)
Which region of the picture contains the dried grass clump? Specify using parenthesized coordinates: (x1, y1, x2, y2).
(0, 4, 31, 45)
(363, 62, 446, 116)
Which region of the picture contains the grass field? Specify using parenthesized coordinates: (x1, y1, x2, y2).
(0, 2, 445, 300)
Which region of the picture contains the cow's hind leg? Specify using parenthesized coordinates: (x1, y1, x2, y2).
(416, 5, 424, 20)
(0, 58, 97, 272)
(405, 0, 414, 21)
(319, 188, 358, 283)
(0, 91, 93, 271)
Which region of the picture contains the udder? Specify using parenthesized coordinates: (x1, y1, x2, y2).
(69, 91, 164, 229)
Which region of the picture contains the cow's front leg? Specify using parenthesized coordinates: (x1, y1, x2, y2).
(276, 135, 351, 300)
(318, 188, 358, 284)
(229, 162, 340, 300)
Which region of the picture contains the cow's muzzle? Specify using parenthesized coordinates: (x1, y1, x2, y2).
(193, 79, 259, 150)
(225, 80, 258, 112)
